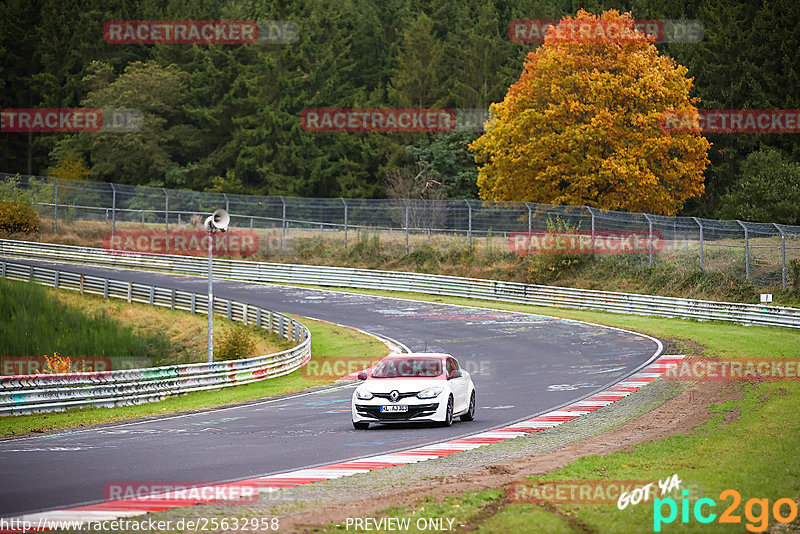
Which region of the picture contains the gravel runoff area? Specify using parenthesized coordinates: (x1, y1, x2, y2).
(91, 360, 708, 534)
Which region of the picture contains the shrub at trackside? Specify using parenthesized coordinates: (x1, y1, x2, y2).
(0, 176, 39, 235)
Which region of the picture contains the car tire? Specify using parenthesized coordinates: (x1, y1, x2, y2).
(353, 421, 370, 430)
(460, 391, 476, 422)
(441, 396, 454, 427)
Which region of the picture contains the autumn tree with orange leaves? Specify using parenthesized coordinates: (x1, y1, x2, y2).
(470, 10, 710, 215)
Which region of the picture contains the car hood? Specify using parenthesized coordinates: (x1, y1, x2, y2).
(358, 378, 445, 394)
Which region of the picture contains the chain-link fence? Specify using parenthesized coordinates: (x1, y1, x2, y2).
(3, 172, 800, 289)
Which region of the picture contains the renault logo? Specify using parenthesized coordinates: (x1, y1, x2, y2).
(389, 390, 400, 402)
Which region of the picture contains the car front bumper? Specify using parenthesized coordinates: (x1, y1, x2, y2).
(352, 396, 448, 424)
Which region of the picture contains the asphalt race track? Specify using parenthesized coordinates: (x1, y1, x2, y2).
(0, 258, 662, 517)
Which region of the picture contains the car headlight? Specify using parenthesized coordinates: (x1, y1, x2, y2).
(355, 389, 373, 400)
(417, 387, 443, 399)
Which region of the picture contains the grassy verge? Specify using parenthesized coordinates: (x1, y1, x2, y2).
(0, 287, 389, 436)
(300, 288, 800, 534)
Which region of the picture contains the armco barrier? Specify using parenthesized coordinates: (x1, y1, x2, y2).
(1, 239, 800, 329)
(0, 258, 310, 416)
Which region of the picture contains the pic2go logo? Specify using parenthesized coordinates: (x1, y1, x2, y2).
(654, 489, 798, 532)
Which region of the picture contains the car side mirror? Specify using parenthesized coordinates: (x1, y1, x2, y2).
(448, 370, 462, 380)
(357, 371, 368, 381)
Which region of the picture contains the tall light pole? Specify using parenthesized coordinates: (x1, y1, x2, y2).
(204, 209, 230, 363)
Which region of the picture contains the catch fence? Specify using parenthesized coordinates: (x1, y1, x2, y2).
(3, 172, 800, 288)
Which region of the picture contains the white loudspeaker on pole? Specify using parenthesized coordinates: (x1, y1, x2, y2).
(204, 209, 230, 232)
(206, 208, 230, 363)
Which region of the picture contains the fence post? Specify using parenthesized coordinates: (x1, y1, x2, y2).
(342, 198, 348, 249)
(52, 178, 58, 233)
(110, 183, 117, 237)
(524, 202, 532, 253)
(643, 213, 654, 267)
(692, 217, 704, 272)
(774, 224, 786, 289)
(280, 196, 286, 251)
(586, 207, 596, 255)
(465, 199, 472, 248)
(162, 188, 169, 232)
(737, 220, 749, 280)
(223, 193, 230, 250)
(402, 198, 409, 253)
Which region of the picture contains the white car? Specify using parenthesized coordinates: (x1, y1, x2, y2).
(351, 352, 476, 429)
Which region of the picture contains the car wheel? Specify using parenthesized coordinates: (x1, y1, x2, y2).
(441, 396, 454, 427)
(353, 421, 370, 430)
(460, 391, 475, 422)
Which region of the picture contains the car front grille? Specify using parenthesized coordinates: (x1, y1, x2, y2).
(355, 403, 439, 420)
(371, 391, 420, 401)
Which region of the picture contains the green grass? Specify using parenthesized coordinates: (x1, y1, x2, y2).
(301, 286, 800, 534)
(0, 276, 173, 360)
(0, 311, 389, 436)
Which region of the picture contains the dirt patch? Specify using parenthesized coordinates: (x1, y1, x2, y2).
(280, 380, 742, 534)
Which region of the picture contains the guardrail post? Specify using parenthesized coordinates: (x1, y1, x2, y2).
(643, 213, 654, 267)
(280, 196, 286, 251)
(693, 217, 704, 272)
(256, 308, 262, 328)
(80, 274, 84, 294)
(586, 207, 596, 255)
(402, 198, 409, 253)
(127, 281, 132, 302)
(103, 278, 109, 298)
(737, 220, 750, 280)
(342, 198, 348, 249)
(223, 193, 230, 250)
(110, 183, 117, 237)
(170, 289, 176, 310)
(52, 178, 58, 233)
(54, 271, 59, 289)
(29, 264, 33, 281)
(2, 260, 7, 278)
(774, 224, 786, 289)
(162, 188, 169, 232)
(149, 286, 155, 305)
(227, 299, 232, 320)
(279, 315, 285, 339)
(242, 303, 248, 325)
(191, 293, 196, 313)
(465, 199, 473, 248)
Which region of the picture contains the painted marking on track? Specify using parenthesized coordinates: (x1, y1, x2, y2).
(186, 416, 244, 426)
(305, 399, 349, 407)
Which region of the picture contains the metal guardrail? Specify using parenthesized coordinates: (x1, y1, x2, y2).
(0, 257, 311, 416)
(2, 239, 800, 330)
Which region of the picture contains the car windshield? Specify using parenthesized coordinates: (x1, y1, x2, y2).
(371, 358, 443, 378)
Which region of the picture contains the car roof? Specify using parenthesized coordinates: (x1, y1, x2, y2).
(382, 352, 452, 360)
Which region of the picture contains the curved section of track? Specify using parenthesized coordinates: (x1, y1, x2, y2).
(0, 258, 662, 517)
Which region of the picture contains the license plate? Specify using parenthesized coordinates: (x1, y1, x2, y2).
(380, 405, 408, 413)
